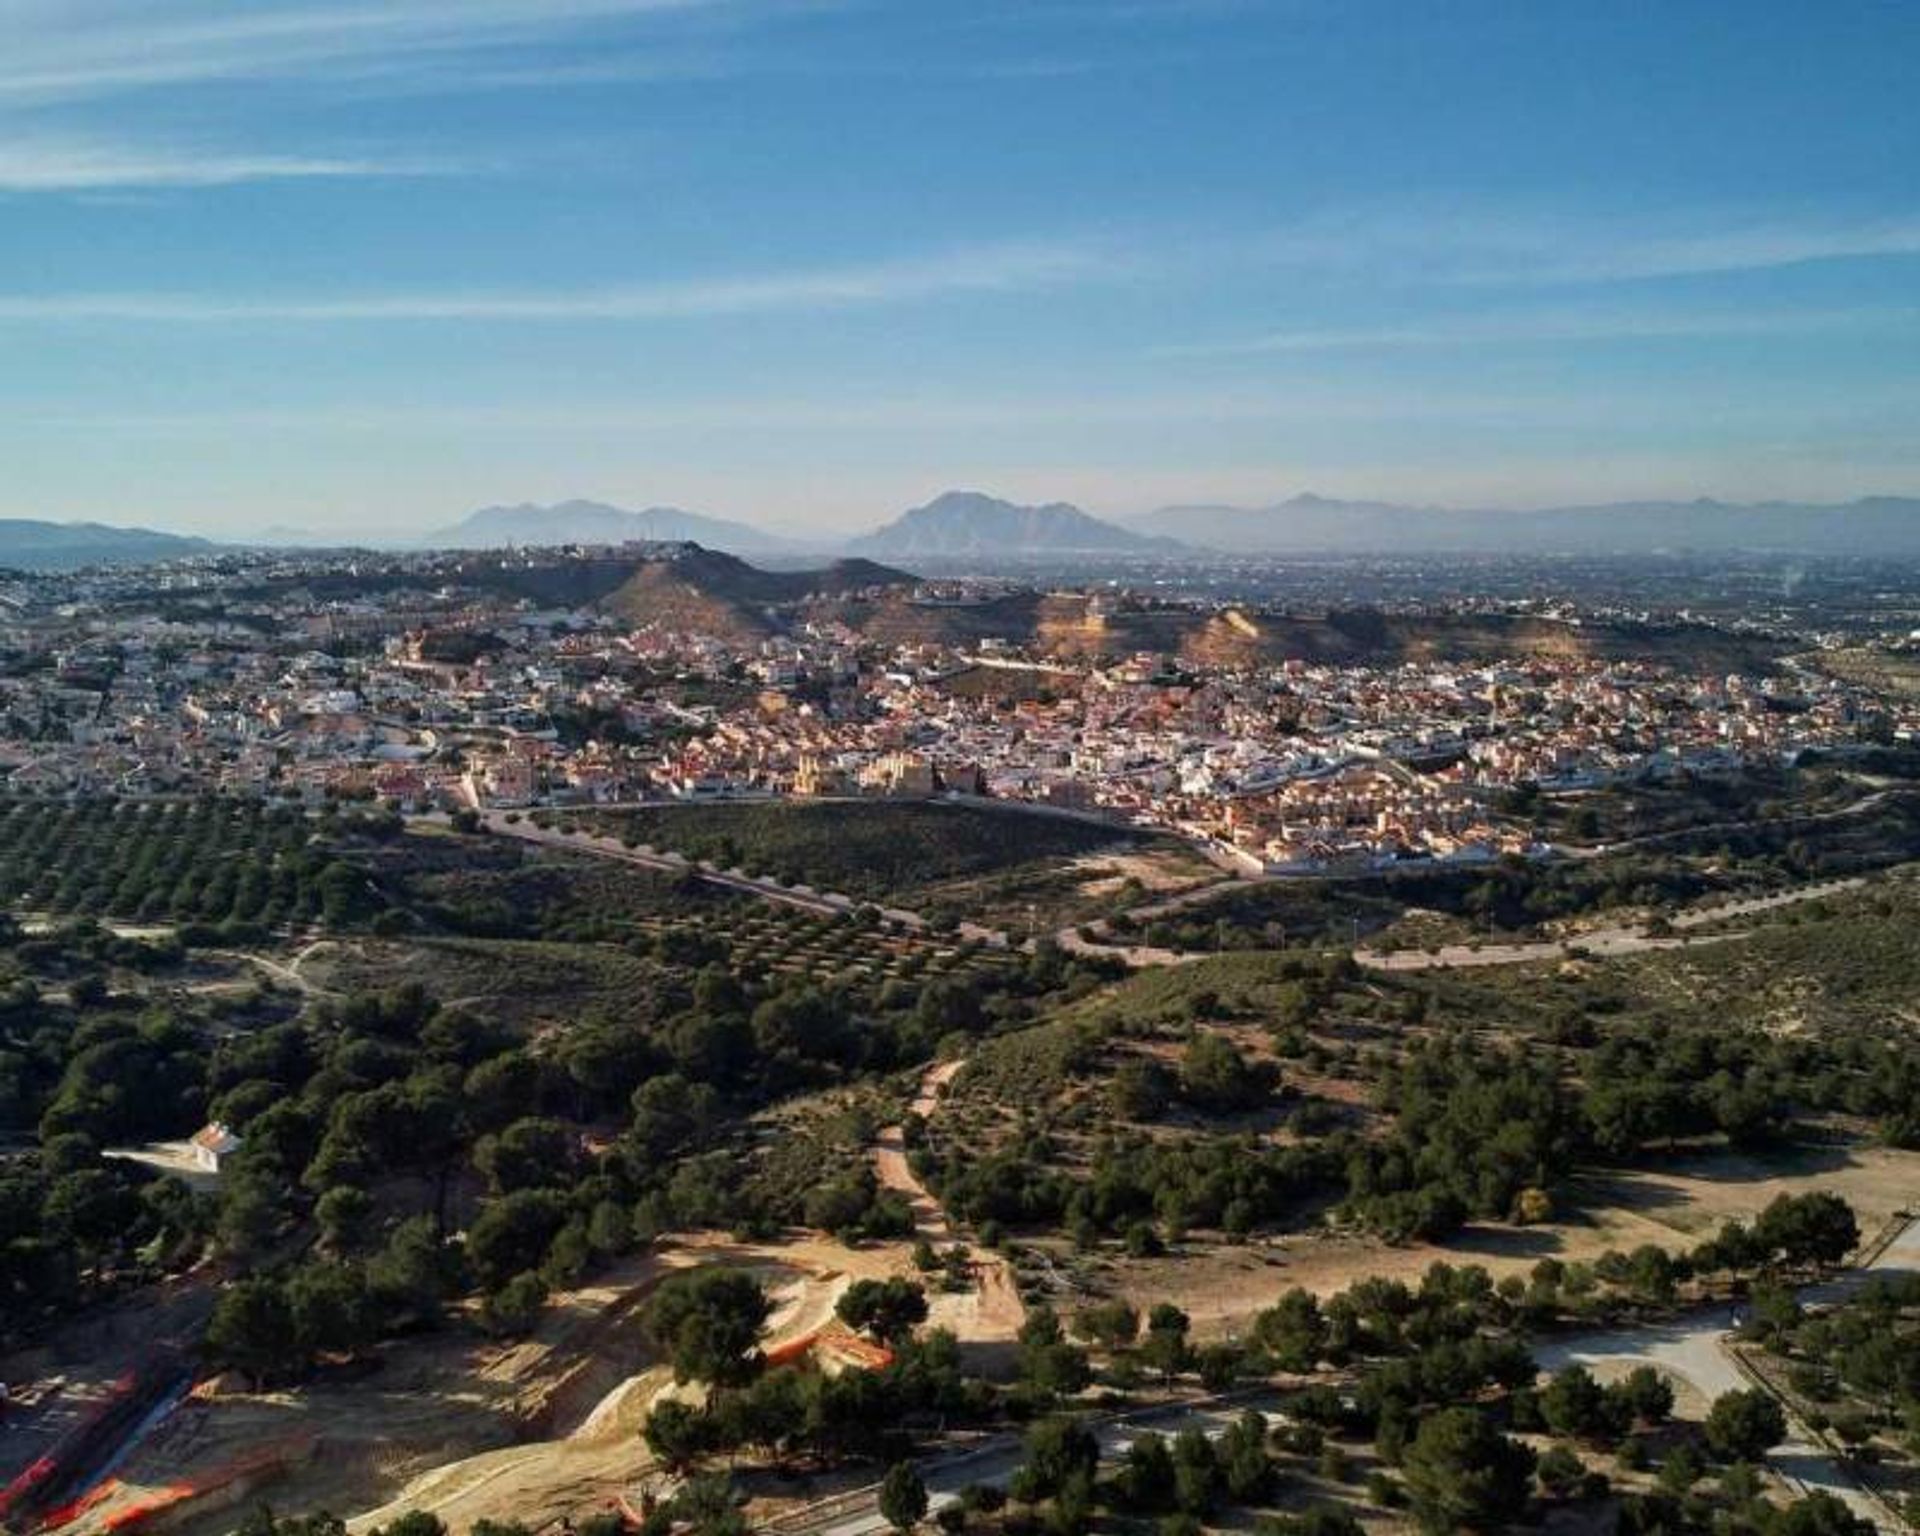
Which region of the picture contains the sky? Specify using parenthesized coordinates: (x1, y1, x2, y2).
(1, 0, 1917, 540)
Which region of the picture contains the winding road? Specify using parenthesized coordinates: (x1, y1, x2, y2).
(1539, 1217, 1920, 1531)
(768, 1218, 1920, 1536)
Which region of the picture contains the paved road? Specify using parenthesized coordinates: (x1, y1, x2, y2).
(778, 1221, 1920, 1536)
(1538, 1218, 1920, 1531)
(764, 1393, 1283, 1536)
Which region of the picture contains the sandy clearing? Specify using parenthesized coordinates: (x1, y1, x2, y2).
(1090, 1143, 1920, 1340)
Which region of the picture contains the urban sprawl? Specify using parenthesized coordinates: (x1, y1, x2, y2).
(2, 545, 1912, 876)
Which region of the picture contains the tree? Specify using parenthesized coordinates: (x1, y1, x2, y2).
(879, 1462, 929, 1533)
(1704, 1389, 1787, 1463)
(644, 1399, 716, 1474)
(474, 1118, 577, 1195)
(286, 1261, 373, 1358)
(1017, 1305, 1091, 1398)
(1764, 1492, 1875, 1536)
(478, 1271, 548, 1337)
(465, 1189, 569, 1291)
(206, 1279, 301, 1386)
(1536, 1445, 1585, 1498)
(1013, 1416, 1099, 1503)
(1171, 1426, 1221, 1516)
(1615, 1365, 1675, 1427)
(371, 1516, 445, 1536)
(1140, 1302, 1192, 1387)
(1218, 1409, 1274, 1503)
(234, 1511, 349, 1536)
(1541, 1364, 1621, 1444)
(315, 1185, 373, 1253)
(1113, 1433, 1177, 1513)
(838, 1277, 929, 1345)
(1178, 1033, 1274, 1112)
(1401, 1407, 1535, 1533)
(366, 1215, 458, 1327)
(1253, 1287, 1325, 1373)
(1071, 1298, 1140, 1352)
(724, 1367, 808, 1467)
(647, 1267, 770, 1390)
(1753, 1193, 1859, 1272)
(1111, 1060, 1172, 1121)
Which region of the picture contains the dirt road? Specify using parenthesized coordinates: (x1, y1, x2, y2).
(871, 1061, 1026, 1353)
(1357, 875, 1866, 973)
(453, 813, 1007, 949)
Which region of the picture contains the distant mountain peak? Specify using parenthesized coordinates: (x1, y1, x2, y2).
(852, 489, 1182, 558)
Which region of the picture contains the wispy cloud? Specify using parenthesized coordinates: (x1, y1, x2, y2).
(0, 0, 733, 103)
(0, 136, 460, 191)
(1161, 305, 1919, 357)
(0, 242, 1106, 323)
(1477, 217, 1920, 285)
(1233, 206, 1920, 286)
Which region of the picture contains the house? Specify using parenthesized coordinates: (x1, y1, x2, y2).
(189, 1121, 243, 1174)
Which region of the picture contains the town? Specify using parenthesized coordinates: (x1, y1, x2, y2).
(1, 543, 1912, 876)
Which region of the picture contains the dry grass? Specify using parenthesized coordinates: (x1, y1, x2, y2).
(1069, 1141, 1920, 1340)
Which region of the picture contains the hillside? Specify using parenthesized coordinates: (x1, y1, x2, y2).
(851, 490, 1180, 558)
(809, 589, 1784, 670)
(597, 544, 913, 638)
(1127, 493, 1920, 555)
(428, 498, 789, 554)
(0, 518, 213, 571)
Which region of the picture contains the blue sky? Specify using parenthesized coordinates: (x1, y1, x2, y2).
(1, 0, 1917, 538)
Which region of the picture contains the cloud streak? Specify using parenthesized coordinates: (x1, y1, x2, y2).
(0, 0, 733, 103)
(0, 136, 460, 191)
(1161, 305, 1919, 357)
(1233, 207, 1920, 286)
(0, 243, 1106, 323)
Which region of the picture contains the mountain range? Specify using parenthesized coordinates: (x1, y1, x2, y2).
(10, 490, 1920, 570)
(1123, 493, 1920, 556)
(0, 519, 213, 571)
(432, 490, 1920, 559)
(427, 499, 793, 553)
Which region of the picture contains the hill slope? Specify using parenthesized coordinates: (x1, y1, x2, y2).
(0, 519, 213, 571)
(597, 545, 913, 639)
(853, 490, 1180, 558)
(811, 589, 1783, 671)
(428, 499, 790, 554)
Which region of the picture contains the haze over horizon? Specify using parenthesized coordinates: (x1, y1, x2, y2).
(3, 1, 1918, 540)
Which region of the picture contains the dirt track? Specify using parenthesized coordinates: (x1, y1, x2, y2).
(43, 1061, 1029, 1536)
(873, 1060, 1026, 1352)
